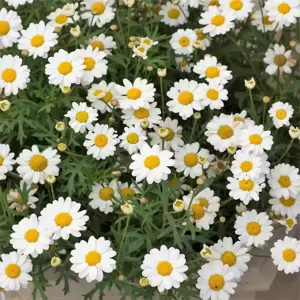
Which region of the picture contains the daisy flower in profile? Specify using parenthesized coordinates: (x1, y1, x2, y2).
(16, 145, 60, 184)
(219, 0, 254, 20)
(268, 163, 300, 199)
(65, 102, 98, 133)
(234, 210, 273, 247)
(0, 8, 22, 49)
(0, 251, 32, 291)
(166, 79, 203, 120)
(141, 245, 188, 292)
(159, 2, 189, 27)
(278, 217, 297, 234)
(210, 237, 251, 280)
(197, 260, 237, 300)
(271, 236, 300, 274)
(170, 29, 198, 55)
(233, 110, 255, 128)
(227, 176, 265, 205)
(10, 214, 52, 258)
(118, 182, 141, 201)
(194, 29, 211, 50)
(17, 21, 58, 59)
(268, 101, 293, 129)
(180, 0, 201, 8)
(263, 44, 294, 75)
(88, 34, 116, 55)
(265, 0, 300, 28)
(70, 236, 116, 282)
(45, 49, 85, 87)
(149, 117, 184, 151)
(251, 8, 278, 32)
(0, 144, 15, 181)
(194, 55, 233, 85)
(175, 56, 194, 73)
(5, 0, 35, 9)
(116, 78, 155, 110)
(122, 102, 162, 128)
(39, 197, 89, 240)
(129, 143, 174, 184)
(239, 125, 273, 154)
(199, 6, 235, 37)
(47, 7, 79, 28)
(75, 46, 107, 85)
(119, 125, 147, 154)
(0, 55, 30, 97)
(205, 113, 242, 152)
(80, 0, 115, 28)
(84, 124, 119, 160)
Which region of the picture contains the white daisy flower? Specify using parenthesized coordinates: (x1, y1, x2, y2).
(193, 54, 233, 85)
(158, 2, 189, 27)
(141, 245, 188, 292)
(265, 0, 300, 28)
(129, 143, 174, 184)
(269, 192, 300, 218)
(263, 44, 294, 75)
(239, 125, 274, 154)
(278, 217, 297, 234)
(234, 210, 273, 247)
(84, 124, 119, 160)
(65, 102, 98, 133)
(197, 260, 237, 300)
(194, 28, 211, 50)
(39, 197, 89, 240)
(5, 0, 35, 8)
(0, 251, 32, 291)
(17, 21, 58, 59)
(70, 236, 116, 282)
(233, 110, 255, 128)
(199, 6, 235, 37)
(219, 0, 254, 20)
(271, 236, 300, 274)
(268, 163, 300, 200)
(47, 7, 79, 28)
(80, 0, 115, 28)
(149, 117, 184, 151)
(175, 56, 194, 73)
(132, 45, 148, 60)
(0, 55, 30, 97)
(227, 176, 265, 205)
(169, 29, 198, 55)
(268, 101, 293, 129)
(0, 144, 15, 181)
(121, 102, 162, 128)
(180, 0, 202, 8)
(166, 79, 203, 120)
(251, 8, 278, 32)
(16, 145, 60, 185)
(10, 214, 52, 258)
(205, 113, 242, 152)
(139, 37, 158, 49)
(201, 0, 222, 10)
(74, 46, 107, 85)
(0, 8, 22, 49)
(119, 125, 147, 154)
(209, 237, 251, 280)
(116, 77, 156, 110)
(88, 34, 116, 55)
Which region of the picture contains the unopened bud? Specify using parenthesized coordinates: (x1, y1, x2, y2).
(108, 116, 115, 125)
(263, 96, 270, 103)
(139, 277, 149, 287)
(158, 128, 169, 138)
(289, 126, 300, 139)
(55, 121, 65, 132)
(227, 146, 237, 155)
(140, 197, 148, 205)
(46, 174, 56, 184)
(198, 156, 207, 165)
(70, 25, 81, 37)
(118, 274, 125, 281)
(147, 65, 153, 71)
(290, 40, 297, 48)
(21, 49, 29, 56)
(244, 77, 256, 90)
(55, 27, 62, 33)
(0, 99, 11, 111)
(219, 216, 226, 223)
(57, 143, 67, 152)
(51, 256, 61, 267)
(193, 112, 201, 120)
(173, 199, 184, 212)
(110, 24, 118, 31)
(157, 68, 167, 77)
(196, 175, 206, 185)
(61, 86, 71, 94)
(121, 203, 133, 215)
(140, 119, 149, 129)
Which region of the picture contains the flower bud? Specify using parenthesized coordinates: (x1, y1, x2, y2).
(118, 274, 126, 281)
(55, 121, 65, 132)
(57, 143, 67, 152)
(70, 25, 81, 37)
(147, 65, 153, 71)
(200, 245, 213, 260)
(139, 277, 149, 287)
(128, 41, 135, 48)
(289, 126, 300, 139)
(55, 26, 62, 33)
(244, 77, 256, 90)
(46, 174, 56, 184)
(140, 197, 148, 205)
(198, 156, 207, 165)
(196, 175, 206, 185)
(51, 256, 62, 267)
(0, 100, 11, 111)
(108, 116, 115, 125)
(173, 199, 184, 212)
(111, 99, 119, 107)
(110, 24, 118, 31)
(129, 36, 136, 42)
(121, 203, 133, 215)
(112, 170, 121, 177)
(289, 40, 297, 48)
(157, 68, 167, 77)
(227, 146, 237, 155)
(263, 96, 270, 103)
(193, 112, 201, 120)
(219, 216, 226, 223)
(21, 49, 29, 56)
(158, 128, 169, 138)
(61, 86, 71, 94)
(124, 0, 135, 7)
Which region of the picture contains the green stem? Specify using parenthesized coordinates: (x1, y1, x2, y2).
(117, 216, 131, 262)
(160, 77, 165, 119)
(134, 58, 141, 78)
(190, 119, 197, 142)
(249, 89, 258, 122)
(276, 139, 294, 163)
(262, 102, 267, 125)
(49, 184, 56, 201)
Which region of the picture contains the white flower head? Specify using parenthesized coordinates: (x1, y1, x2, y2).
(268, 101, 293, 129)
(159, 2, 189, 27)
(170, 29, 198, 55)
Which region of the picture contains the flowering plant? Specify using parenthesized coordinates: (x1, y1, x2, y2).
(1, 0, 300, 299)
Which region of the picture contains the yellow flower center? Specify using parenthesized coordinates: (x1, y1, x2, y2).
(162, 128, 175, 142)
(234, 116, 244, 122)
(179, 36, 190, 47)
(127, 133, 139, 144)
(277, 2, 291, 14)
(103, 91, 113, 102)
(286, 218, 295, 228)
(280, 196, 295, 207)
(0, 21, 10, 36)
(76, 111, 89, 123)
(230, 0, 243, 11)
(85, 251, 102, 266)
(192, 203, 205, 219)
(55, 14, 68, 24)
(55, 212, 73, 227)
(184, 153, 198, 167)
(92, 41, 104, 51)
(198, 198, 209, 208)
(263, 15, 274, 25)
(2, 68, 16, 83)
(179, 59, 188, 68)
(221, 251, 237, 266)
(29, 155, 48, 172)
(205, 66, 220, 78)
(282, 248, 296, 262)
(209, 274, 225, 291)
(156, 261, 173, 276)
(218, 125, 233, 139)
(240, 161, 253, 172)
(246, 222, 261, 236)
(58, 62, 73, 75)
(273, 55, 287, 66)
(99, 187, 113, 200)
(134, 107, 149, 119)
(209, 0, 220, 6)
(91, 2, 106, 15)
(207, 89, 219, 100)
(278, 175, 291, 188)
(84, 57, 96, 71)
(195, 29, 206, 40)
(31, 35, 45, 47)
(144, 155, 160, 169)
(0, 155, 4, 166)
(127, 88, 142, 100)
(15, 194, 23, 203)
(276, 109, 287, 120)
(5, 264, 20, 279)
(94, 134, 108, 148)
(211, 15, 225, 26)
(94, 89, 103, 97)
(178, 91, 194, 105)
(249, 134, 262, 145)
(168, 8, 180, 19)
(24, 228, 39, 243)
(239, 179, 254, 191)
(121, 187, 135, 200)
